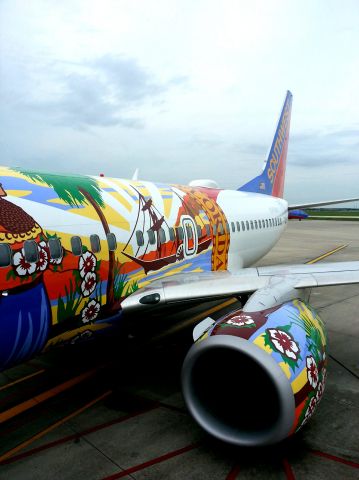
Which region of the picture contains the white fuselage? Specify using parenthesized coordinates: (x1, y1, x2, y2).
(215, 189, 288, 270)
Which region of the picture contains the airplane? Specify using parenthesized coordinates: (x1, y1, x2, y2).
(1, 90, 359, 448)
(288, 209, 308, 220)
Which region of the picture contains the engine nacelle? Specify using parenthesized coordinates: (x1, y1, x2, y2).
(182, 299, 327, 446)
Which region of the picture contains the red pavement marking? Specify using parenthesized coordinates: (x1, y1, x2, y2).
(100, 443, 200, 480)
(225, 464, 241, 479)
(310, 449, 359, 469)
(0, 405, 158, 465)
(282, 458, 296, 480)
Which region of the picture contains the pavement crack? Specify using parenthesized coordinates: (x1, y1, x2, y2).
(81, 435, 125, 474)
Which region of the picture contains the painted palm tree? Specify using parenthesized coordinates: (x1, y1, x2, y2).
(15, 169, 115, 309)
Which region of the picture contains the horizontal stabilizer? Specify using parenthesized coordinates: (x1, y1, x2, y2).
(289, 197, 359, 210)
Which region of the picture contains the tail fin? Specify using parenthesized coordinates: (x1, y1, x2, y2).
(238, 90, 292, 198)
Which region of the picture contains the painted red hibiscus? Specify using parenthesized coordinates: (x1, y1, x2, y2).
(303, 396, 317, 425)
(81, 299, 100, 323)
(306, 355, 319, 389)
(227, 314, 255, 327)
(13, 249, 36, 276)
(316, 381, 324, 403)
(37, 243, 49, 272)
(267, 328, 300, 360)
(81, 272, 97, 297)
(79, 251, 97, 278)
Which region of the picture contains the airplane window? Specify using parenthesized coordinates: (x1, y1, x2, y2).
(226, 222, 230, 232)
(236, 221, 240, 232)
(218, 224, 223, 234)
(24, 240, 39, 263)
(254, 220, 258, 229)
(186, 225, 193, 239)
(197, 224, 202, 238)
(90, 234, 101, 253)
(241, 221, 245, 231)
(0, 243, 11, 267)
(136, 231, 144, 246)
(213, 224, 217, 235)
(205, 224, 211, 236)
(177, 226, 184, 240)
(169, 227, 175, 241)
(48, 238, 62, 259)
(250, 221, 254, 230)
(147, 230, 156, 245)
(231, 222, 235, 233)
(266, 219, 268, 228)
(71, 236, 82, 256)
(246, 221, 249, 230)
(107, 233, 117, 251)
(159, 228, 166, 244)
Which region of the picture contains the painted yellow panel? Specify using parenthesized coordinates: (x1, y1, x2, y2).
(67, 203, 130, 231)
(109, 191, 133, 212)
(278, 361, 291, 379)
(253, 334, 273, 354)
(47, 197, 69, 206)
(291, 366, 308, 394)
(5, 190, 32, 198)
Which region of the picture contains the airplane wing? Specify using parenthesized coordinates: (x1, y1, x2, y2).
(121, 261, 359, 312)
(289, 197, 359, 209)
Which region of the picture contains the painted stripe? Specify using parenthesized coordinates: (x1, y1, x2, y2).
(305, 244, 348, 264)
(226, 464, 241, 479)
(0, 403, 159, 465)
(0, 390, 112, 464)
(0, 366, 104, 424)
(310, 450, 359, 469)
(100, 443, 200, 480)
(282, 458, 296, 479)
(0, 369, 45, 392)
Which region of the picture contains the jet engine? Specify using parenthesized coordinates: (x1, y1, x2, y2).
(182, 298, 327, 447)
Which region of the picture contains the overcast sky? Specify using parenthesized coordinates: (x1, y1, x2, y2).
(1, 0, 358, 204)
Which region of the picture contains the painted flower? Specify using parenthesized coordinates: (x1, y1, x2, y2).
(13, 249, 36, 276)
(81, 272, 97, 297)
(316, 381, 324, 403)
(267, 328, 300, 360)
(81, 299, 101, 323)
(303, 396, 317, 425)
(227, 314, 255, 327)
(37, 242, 49, 271)
(306, 355, 319, 389)
(79, 251, 97, 278)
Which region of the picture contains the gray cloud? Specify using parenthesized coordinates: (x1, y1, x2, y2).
(289, 127, 359, 167)
(26, 55, 188, 129)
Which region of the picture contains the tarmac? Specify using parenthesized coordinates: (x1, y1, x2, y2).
(0, 220, 358, 479)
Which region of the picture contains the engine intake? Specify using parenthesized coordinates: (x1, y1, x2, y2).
(182, 299, 327, 447)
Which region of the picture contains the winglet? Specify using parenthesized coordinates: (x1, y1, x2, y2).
(132, 168, 139, 181)
(239, 91, 293, 198)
